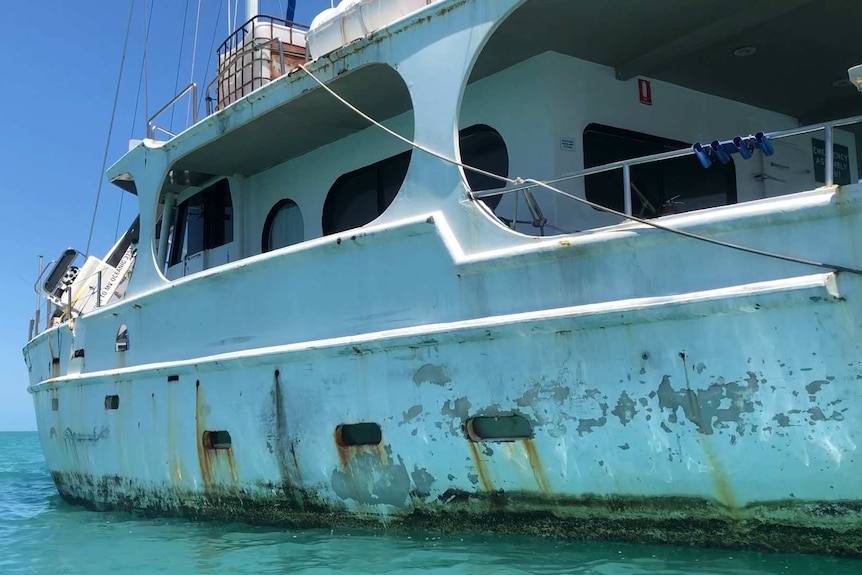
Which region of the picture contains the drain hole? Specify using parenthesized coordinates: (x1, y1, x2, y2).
(104, 395, 120, 410)
(51, 398, 59, 411)
(335, 423, 382, 447)
(202, 430, 232, 450)
(465, 414, 532, 442)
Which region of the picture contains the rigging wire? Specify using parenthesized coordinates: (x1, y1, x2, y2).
(115, 0, 156, 242)
(297, 63, 862, 277)
(169, 0, 192, 131)
(198, 0, 225, 114)
(143, 0, 151, 132)
(85, 0, 137, 258)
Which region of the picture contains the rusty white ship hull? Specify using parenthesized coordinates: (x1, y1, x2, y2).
(22, 0, 862, 556)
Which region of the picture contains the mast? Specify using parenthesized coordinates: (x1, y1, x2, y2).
(246, 0, 258, 22)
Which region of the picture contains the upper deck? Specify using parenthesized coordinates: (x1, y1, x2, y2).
(36, 0, 862, 322)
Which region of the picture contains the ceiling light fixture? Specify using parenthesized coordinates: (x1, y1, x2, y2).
(732, 46, 757, 57)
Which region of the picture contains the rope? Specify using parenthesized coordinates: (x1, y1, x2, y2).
(297, 64, 514, 188)
(85, 0, 136, 257)
(169, 0, 192, 131)
(297, 63, 862, 277)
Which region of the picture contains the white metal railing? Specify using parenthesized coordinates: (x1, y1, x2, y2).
(473, 113, 862, 228)
(147, 83, 198, 140)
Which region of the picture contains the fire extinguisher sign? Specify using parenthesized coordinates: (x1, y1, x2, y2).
(638, 79, 652, 105)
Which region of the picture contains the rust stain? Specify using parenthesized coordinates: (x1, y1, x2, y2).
(334, 427, 351, 471)
(334, 428, 388, 472)
(195, 381, 212, 490)
(467, 441, 494, 492)
(226, 449, 239, 483)
(522, 439, 551, 495)
(703, 438, 737, 512)
(679, 355, 737, 512)
(195, 382, 240, 488)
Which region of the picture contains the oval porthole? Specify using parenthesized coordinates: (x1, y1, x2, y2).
(262, 199, 304, 252)
(335, 422, 382, 447)
(465, 414, 532, 442)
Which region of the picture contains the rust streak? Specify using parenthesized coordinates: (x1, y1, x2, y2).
(334, 427, 351, 471)
(226, 450, 239, 484)
(467, 441, 494, 492)
(680, 355, 737, 512)
(522, 439, 550, 495)
(195, 381, 214, 491)
(374, 442, 387, 466)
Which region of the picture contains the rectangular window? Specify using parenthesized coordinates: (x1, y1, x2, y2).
(583, 124, 737, 217)
(169, 179, 233, 267)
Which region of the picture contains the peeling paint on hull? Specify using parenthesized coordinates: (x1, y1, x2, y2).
(26, 226, 862, 558)
(50, 471, 862, 556)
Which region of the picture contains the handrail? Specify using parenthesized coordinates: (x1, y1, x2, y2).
(474, 112, 862, 215)
(217, 15, 309, 56)
(147, 82, 198, 140)
(205, 37, 291, 114)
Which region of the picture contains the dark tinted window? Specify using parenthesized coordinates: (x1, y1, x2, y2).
(322, 125, 509, 235)
(322, 151, 411, 236)
(169, 178, 233, 266)
(460, 124, 508, 210)
(262, 199, 304, 252)
(583, 124, 736, 217)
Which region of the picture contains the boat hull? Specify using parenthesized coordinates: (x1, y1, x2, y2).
(31, 271, 862, 556)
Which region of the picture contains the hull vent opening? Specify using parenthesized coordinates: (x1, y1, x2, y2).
(115, 325, 129, 352)
(465, 414, 532, 442)
(104, 395, 120, 410)
(335, 423, 382, 446)
(202, 430, 233, 450)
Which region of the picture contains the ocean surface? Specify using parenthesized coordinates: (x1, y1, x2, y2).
(0, 431, 858, 575)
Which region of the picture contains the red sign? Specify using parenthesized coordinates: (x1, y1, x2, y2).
(638, 79, 652, 105)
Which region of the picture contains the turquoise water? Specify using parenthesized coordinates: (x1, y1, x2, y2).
(1, 432, 859, 574)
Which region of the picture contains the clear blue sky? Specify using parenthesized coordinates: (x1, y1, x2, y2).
(0, 0, 333, 430)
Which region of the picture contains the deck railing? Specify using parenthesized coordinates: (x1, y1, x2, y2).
(472, 113, 862, 234)
(207, 15, 309, 114)
(146, 15, 308, 140)
(147, 83, 198, 139)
